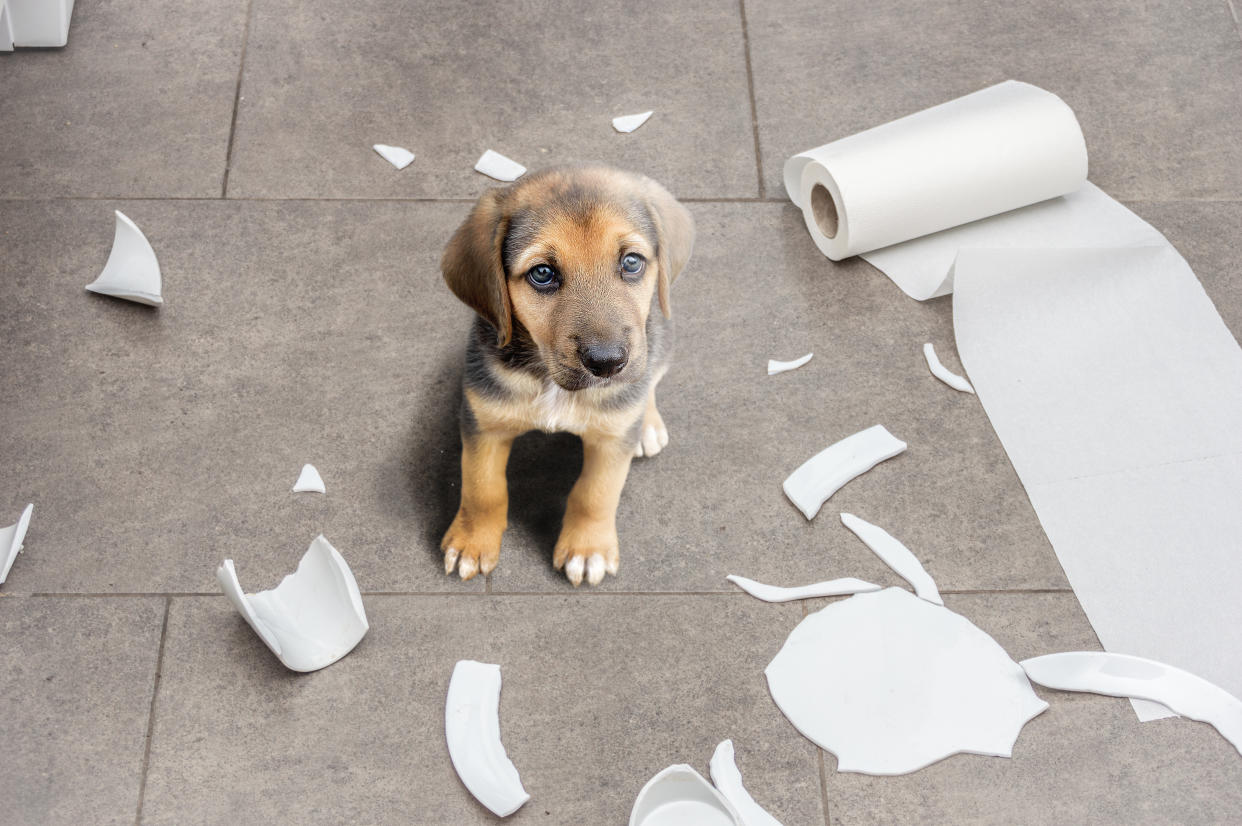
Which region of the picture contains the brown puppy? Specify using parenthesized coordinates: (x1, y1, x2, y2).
(439, 165, 695, 586)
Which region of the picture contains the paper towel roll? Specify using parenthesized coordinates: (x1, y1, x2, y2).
(785, 81, 1089, 260)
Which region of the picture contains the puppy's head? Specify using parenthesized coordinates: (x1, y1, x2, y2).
(442, 166, 695, 390)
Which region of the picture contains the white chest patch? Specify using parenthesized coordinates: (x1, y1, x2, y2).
(533, 382, 581, 433)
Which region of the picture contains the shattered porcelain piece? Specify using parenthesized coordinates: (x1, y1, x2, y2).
(85, 210, 163, 306)
(923, 342, 974, 393)
(839, 513, 942, 605)
(612, 110, 654, 133)
(629, 764, 740, 826)
(372, 143, 415, 170)
(709, 740, 783, 826)
(766, 587, 1048, 775)
(782, 425, 906, 520)
(445, 660, 530, 818)
(767, 353, 813, 376)
(1021, 652, 1242, 756)
(291, 463, 325, 493)
(216, 535, 368, 672)
(726, 574, 880, 603)
(0, 503, 34, 585)
(475, 150, 526, 182)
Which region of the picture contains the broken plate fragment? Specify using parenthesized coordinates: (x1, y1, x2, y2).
(782, 425, 906, 520)
(629, 764, 740, 826)
(373, 143, 415, 170)
(291, 463, 325, 494)
(445, 660, 530, 818)
(612, 110, 654, 133)
(0, 503, 34, 585)
(840, 513, 942, 605)
(216, 535, 368, 672)
(726, 574, 880, 603)
(85, 210, 163, 306)
(475, 150, 526, 182)
(709, 740, 784, 826)
(923, 342, 974, 393)
(767, 353, 813, 376)
(766, 587, 1047, 775)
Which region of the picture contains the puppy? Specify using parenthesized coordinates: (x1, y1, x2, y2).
(439, 165, 695, 586)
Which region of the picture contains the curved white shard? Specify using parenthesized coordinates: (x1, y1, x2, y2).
(215, 535, 368, 672)
(766, 352, 812, 376)
(612, 110, 653, 133)
(839, 513, 942, 605)
(0, 503, 34, 585)
(726, 574, 880, 603)
(766, 587, 1047, 775)
(445, 660, 530, 818)
(629, 764, 740, 826)
(709, 740, 783, 826)
(923, 342, 974, 393)
(782, 425, 906, 520)
(372, 143, 415, 170)
(1021, 652, 1242, 756)
(85, 210, 163, 306)
(291, 463, 325, 494)
(475, 150, 526, 182)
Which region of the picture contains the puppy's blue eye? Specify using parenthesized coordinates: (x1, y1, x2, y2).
(621, 253, 645, 275)
(527, 264, 557, 289)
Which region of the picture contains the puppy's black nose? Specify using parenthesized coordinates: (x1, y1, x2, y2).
(578, 342, 628, 378)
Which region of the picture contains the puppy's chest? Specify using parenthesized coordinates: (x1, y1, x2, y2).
(526, 382, 590, 434)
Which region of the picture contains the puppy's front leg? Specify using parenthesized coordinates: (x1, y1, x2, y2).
(554, 432, 634, 586)
(443, 431, 514, 580)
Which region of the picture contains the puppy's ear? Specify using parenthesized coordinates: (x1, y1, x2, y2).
(442, 189, 513, 346)
(643, 180, 695, 319)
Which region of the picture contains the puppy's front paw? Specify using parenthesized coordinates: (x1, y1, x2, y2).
(553, 520, 620, 587)
(633, 406, 669, 458)
(441, 511, 504, 581)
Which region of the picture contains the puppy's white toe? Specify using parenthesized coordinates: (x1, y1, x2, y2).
(658, 425, 669, 449)
(458, 555, 478, 580)
(565, 555, 585, 587)
(605, 554, 619, 576)
(444, 547, 460, 575)
(586, 553, 606, 585)
(634, 440, 644, 457)
(641, 425, 662, 457)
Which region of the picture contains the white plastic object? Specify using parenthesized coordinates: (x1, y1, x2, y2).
(1021, 652, 1242, 756)
(5, 0, 74, 47)
(372, 143, 414, 170)
(291, 463, 325, 494)
(839, 513, 942, 605)
(0, 503, 34, 584)
(629, 764, 740, 826)
(766, 587, 1047, 775)
(708, 740, 783, 826)
(474, 150, 526, 182)
(782, 425, 906, 520)
(766, 353, 812, 376)
(612, 111, 654, 133)
(85, 210, 163, 306)
(726, 574, 879, 603)
(215, 535, 369, 672)
(1, 2, 14, 51)
(923, 343, 974, 393)
(445, 660, 530, 818)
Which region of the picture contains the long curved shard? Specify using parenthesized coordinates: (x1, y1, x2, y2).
(0, 503, 34, 585)
(726, 574, 880, 603)
(709, 740, 784, 826)
(445, 660, 530, 817)
(85, 210, 163, 306)
(782, 425, 907, 520)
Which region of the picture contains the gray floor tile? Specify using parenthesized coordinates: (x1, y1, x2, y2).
(0, 596, 165, 825)
(745, 0, 1242, 200)
(225, 0, 758, 199)
(0, 0, 248, 198)
(139, 594, 823, 825)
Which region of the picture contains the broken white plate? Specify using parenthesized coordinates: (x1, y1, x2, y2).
(766, 587, 1048, 775)
(613, 110, 654, 133)
(291, 463, 325, 493)
(709, 740, 783, 826)
(475, 150, 526, 182)
(373, 143, 415, 170)
(767, 353, 813, 376)
(726, 574, 880, 603)
(629, 764, 740, 826)
(445, 660, 530, 818)
(0, 503, 34, 585)
(839, 513, 942, 605)
(85, 210, 163, 306)
(782, 425, 906, 520)
(216, 535, 368, 672)
(923, 342, 974, 393)
(1021, 652, 1242, 756)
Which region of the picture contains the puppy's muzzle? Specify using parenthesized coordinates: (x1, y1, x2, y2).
(578, 340, 628, 378)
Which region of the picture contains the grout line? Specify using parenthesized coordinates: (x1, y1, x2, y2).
(220, 0, 256, 198)
(133, 596, 171, 826)
(1229, 0, 1242, 43)
(22, 587, 1075, 598)
(736, 0, 766, 199)
(817, 748, 832, 826)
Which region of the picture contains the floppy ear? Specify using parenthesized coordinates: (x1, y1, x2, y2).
(643, 180, 696, 319)
(441, 189, 513, 346)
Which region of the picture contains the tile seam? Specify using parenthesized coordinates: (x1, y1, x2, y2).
(133, 595, 171, 826)
(220, 0, 255, 198)
(736, 0, 766, 199)
(21, 587, 1076, 598)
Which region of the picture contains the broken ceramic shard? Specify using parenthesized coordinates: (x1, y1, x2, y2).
(85, 210, 163, 306)
(1021, 652, 1242, 756)
(0, 503, 34, 585)
(215, 535, 368, 672)
(709, 740, 784, 826)
(923, 342, 974, 393)
(726, 574, 880, 603)
(629, 764, 740, 826)
(766, 587, 1047, 775)
(782, 425, 906, 520)
(291, 463, 325, 494)
(767, 353, 813, 376)
(839, 513, 942, 605)
(613, 110, 654, 133)
(372, 143, 415, 170)
(475, 150, 526, 182)
(445, 660, 530, 818)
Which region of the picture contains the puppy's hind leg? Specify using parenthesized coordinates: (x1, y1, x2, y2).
(442, 430, 514, 580)
(633, 374, 670, 458)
